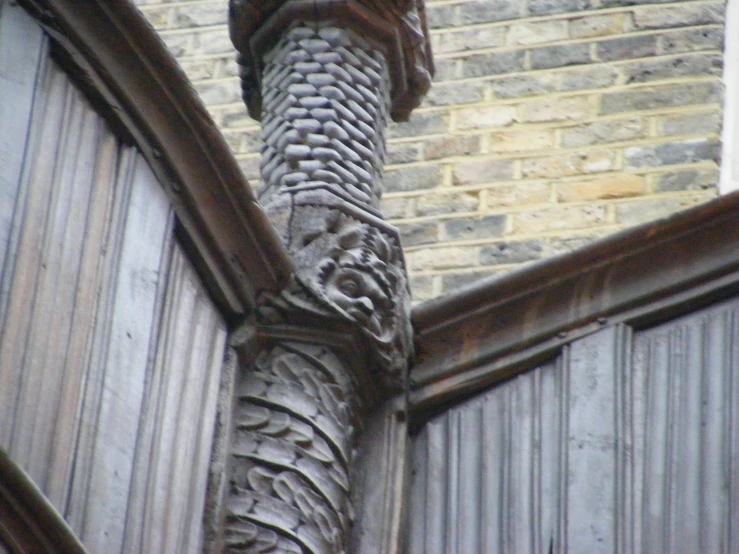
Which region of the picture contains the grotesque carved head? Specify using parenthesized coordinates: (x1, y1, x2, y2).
(271, 205, 412, 382)
(322, 262, 392, 339)
(316, 219, 399, 337)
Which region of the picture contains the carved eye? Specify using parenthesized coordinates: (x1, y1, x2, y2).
(338, 277, 359, 297)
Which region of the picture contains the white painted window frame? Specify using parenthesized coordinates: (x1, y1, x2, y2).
(720, 0, 739, 193)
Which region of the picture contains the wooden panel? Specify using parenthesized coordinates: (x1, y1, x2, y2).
(124, 245, 227, 554)
(626, 299, 739, 553)
(409, 358, 562, 554)
(0, 56, 120, 499)
(410, 298, 739, 553)
(67, 149, 175, 553)
(354, 397, 409, 554)
(0, 15, 230, 550)
(15, 0, 293, 315)
(564, 327, 620, 552)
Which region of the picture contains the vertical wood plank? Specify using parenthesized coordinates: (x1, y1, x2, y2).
(457, 403, 481, 554)
(642, 330, 669, 551)
(730, 309, 739, 554)
(508, 374, 535, 553)
(0, 1, 46, 309)
(423, 419, 448, 554)
(538, 361, 560, 554)
(75, 152, 174, 554)
(626, 328, 648, 552)
(699, 312, 729, 552)
(45, 126, 119, 510)
(480, 381, 505, 554)
(564, 327, 619, 553)
(445, 410, 459, 554)
(355, 397, 412, 554)
(408, 421, 428, 554)
(672, 324, 701, 553)
(127, 245, 226, 554)
(409, 360, 561, 554)
(631, 297, 739, 554)
(11, 83, 106, 488)
(63, 147, 139, 534)
(0, 58, 67, 449)
(179, 302, 227, 554)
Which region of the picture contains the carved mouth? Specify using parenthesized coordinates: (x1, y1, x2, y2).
(346, 307, 370, 325)
(346, 308, 387, 339)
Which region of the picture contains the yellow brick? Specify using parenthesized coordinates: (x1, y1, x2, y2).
(416, 192, 479, 216)
(456, 105, 518, 130)
(522, 150, 615, 178)
(523, 96, 590, 123)
(512, 205, 608, 233)
(490, 130, 554, 153)
(569, 14, 625, 39)
(407, 246, 481, 271)
(556, 175, 646, 202)
(486, 183, 551, 208)
(507, 21, 568, 46)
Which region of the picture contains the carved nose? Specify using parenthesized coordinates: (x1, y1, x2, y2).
(356, 297, 374, 315)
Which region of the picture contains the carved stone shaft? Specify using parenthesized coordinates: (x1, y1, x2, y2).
(258, 24, 391, 208)
(226, 2, 432, 550)
(226, 342, 361, 554)
(255, 23, 412, 387)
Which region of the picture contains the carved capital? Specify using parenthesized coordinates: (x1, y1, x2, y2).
(230, 0, 433, 121)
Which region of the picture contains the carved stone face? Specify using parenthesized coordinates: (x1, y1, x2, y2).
(323, 264, 392, 339)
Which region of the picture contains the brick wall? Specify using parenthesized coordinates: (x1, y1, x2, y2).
(134, 0, 725, 302)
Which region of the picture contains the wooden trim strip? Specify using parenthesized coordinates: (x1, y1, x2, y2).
(17, 0, 293, 317)
(411, 190, 739, 391)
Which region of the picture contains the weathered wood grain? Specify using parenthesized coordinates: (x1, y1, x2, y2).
(353, 397, 409, 554)
(17, 0, 293, 314)
(626, 301, 739, 553)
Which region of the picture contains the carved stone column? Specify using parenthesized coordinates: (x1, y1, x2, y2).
(225, 2, 432, 552)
